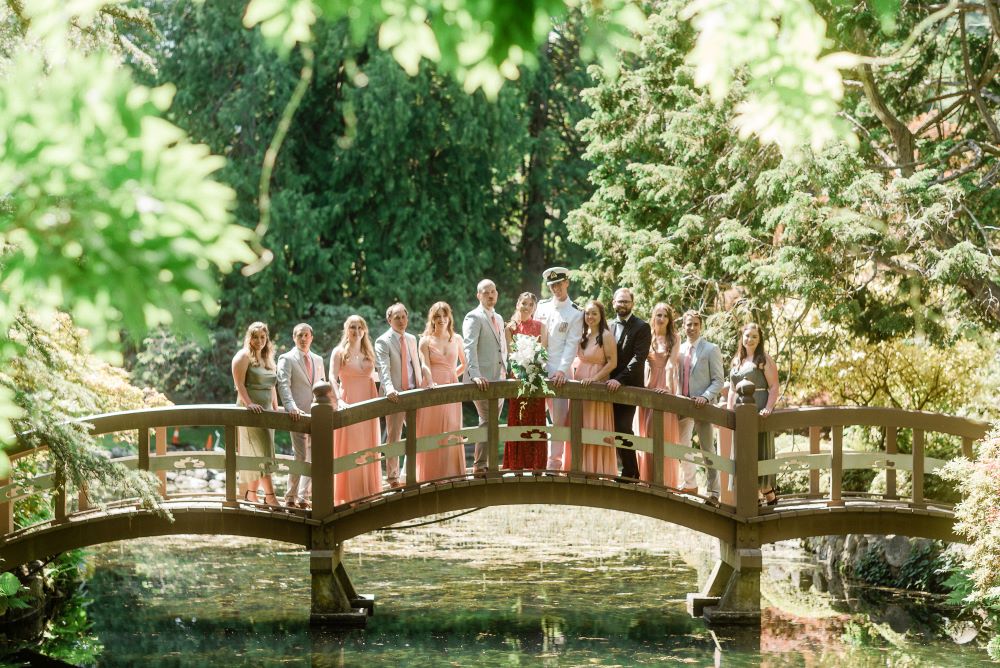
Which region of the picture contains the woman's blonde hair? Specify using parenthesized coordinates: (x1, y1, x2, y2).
(335, 315, 376, 366)
(242, 321, 275, 370)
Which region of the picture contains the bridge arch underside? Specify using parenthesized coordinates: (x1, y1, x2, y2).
(1, 481, 961, 568)
(0, 507, 313, 568)
(326, 480, 962, 547)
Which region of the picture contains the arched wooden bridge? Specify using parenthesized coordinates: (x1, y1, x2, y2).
(0, 381, 990, 625)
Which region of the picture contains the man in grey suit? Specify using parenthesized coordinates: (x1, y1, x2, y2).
(276, 323, 327, 509)
(677, 310, 725, 505)
(374, 303, 424, 487)
(463, 279, 507, 472)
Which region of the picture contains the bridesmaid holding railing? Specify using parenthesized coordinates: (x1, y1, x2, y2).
(636, 303, 681, 488)
(330, 315, 382, 505)
(232, 322, 281, 508)
(415, 302, 468, 481)
(571, 300, 618, 475)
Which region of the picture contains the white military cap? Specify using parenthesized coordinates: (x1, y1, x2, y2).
(542, 266, 570, 285)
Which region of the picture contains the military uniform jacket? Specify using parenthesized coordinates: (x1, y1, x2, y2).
(536, 297, 584, 376)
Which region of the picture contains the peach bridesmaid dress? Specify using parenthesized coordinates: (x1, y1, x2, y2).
(333, 357, 382, 505)
(415, 341, 466, 481)
(570, 335, 617, 476)
(636, 348, 681, 487)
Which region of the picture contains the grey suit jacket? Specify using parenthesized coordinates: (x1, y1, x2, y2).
(679, 337, 724, 402)
(462, 305, 507, 382)
(276, 348, 326, 413)
(374, 329, 422, 396)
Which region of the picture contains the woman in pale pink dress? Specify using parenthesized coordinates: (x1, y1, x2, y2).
(415, 302, 468, 482)
(329, 315, 382, 505)
(636, 303, 681, 487)
(571, 300, 618, 475)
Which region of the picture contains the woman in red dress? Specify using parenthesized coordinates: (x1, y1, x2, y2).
(502, 292, 549, 470)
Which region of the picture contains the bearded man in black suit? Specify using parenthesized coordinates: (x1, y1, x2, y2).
(606, 288, 652, 480)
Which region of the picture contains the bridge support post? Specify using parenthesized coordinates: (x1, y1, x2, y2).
(685, 383, 763, 625)
(701, 547, 761, 625)
(309, 528, 371, 627)
(687, 546, 762, 625)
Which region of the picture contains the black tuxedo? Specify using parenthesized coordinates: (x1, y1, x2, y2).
(610, 314, 651, 479)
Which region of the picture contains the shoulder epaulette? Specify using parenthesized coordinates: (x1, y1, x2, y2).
(570, 302, 582, 310)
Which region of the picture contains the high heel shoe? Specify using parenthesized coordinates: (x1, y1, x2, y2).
(263, 493, 282, 509)
(244, 490, 259, 503)
(759, 487, 778, 506)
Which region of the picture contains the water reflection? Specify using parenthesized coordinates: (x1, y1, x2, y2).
(23, 506, 997, 665)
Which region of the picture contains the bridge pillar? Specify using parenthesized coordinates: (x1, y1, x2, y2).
(309, 531, 371, 626)
(688, 531, 762, 626)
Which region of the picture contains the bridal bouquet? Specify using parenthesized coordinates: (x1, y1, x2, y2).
(509, 334, 553, 401)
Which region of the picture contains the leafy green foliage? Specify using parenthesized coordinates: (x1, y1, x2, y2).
(244, 0, 644, 97)
(942, 427, 1000, 601)
(132, 328, 239, 405)
(135, 0, 596, 337)
(0, 2, 261, 455)
(0, 53, 256, 354)
(682, 0, 858, 154)
(0, 571, 30, 616)
(3, 313, 168, 512)
(567, 2, 999, 420)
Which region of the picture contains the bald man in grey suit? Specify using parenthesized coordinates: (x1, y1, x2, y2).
(463, 279, 507, 472)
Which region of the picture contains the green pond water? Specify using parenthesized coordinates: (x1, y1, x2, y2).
(21, 506, 998, 666)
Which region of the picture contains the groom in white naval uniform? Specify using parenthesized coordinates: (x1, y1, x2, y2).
(535, 267, 584, 471)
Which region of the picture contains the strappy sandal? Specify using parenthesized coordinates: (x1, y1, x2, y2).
(760, 487, 778, 506)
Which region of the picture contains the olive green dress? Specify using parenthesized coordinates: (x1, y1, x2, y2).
(730, 361, 775, 489)
(237, 363, 277, 483)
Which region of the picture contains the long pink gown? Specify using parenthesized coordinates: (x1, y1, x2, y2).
(415, 340, 466, 482)
(636, 348, 680, 487)
(333, 357, 382, 505)
(571, 334, 617, 476)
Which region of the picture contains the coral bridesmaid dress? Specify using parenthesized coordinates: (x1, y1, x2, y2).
(415, 341, 466, 481)
(570, 336, 617, 476)
(333, 357, 382, 505)
(636, 349, 680, 487)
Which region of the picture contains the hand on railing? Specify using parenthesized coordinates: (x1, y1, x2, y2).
(288, 408, 308, 421)
(245, 402, 264, 414)
(549, 370, 567, 388)
(473, 377, 489, 390)
(606, 379, 622, 392)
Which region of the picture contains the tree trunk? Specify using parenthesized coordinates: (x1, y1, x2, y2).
(857, 64, 917, 176)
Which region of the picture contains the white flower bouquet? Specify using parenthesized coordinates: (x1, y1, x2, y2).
(509, 333, 554, 405)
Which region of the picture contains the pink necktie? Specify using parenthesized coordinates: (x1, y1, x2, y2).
(682, 346, 693, 397)
(303, 353, 313, 383)
(489, 312, 500, 335)
(399, 334, 409, 391)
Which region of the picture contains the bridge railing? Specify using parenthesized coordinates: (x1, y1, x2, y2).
(0, 380, 990, 538)
(763, 406, 988, 508)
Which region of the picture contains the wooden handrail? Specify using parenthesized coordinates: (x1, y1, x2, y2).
(1, 379, 992, 538)
(766, 406, 989, 440)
